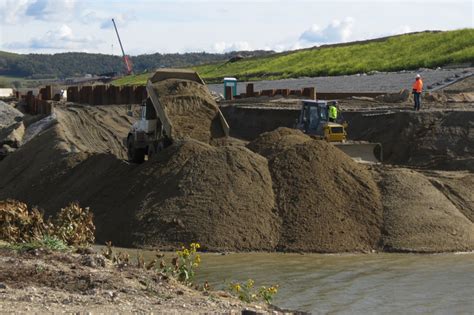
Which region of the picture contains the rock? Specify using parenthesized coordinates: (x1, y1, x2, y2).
(80, 254, 105, 268)
(0, 283, 6, 289)
(0, 122, 25, 148)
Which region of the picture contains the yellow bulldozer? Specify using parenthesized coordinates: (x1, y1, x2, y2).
(295, 100, 382, 163)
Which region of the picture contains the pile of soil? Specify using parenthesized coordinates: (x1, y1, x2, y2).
(374, 167, 474, 252)
(0, 107, 280, 250)
(426, 171, 474, 223)
(1, 104, 473, 253)
(247, 128, 383, 252)
(246, 127, 311, 159)
(151, 79, 226, 142)
(0, 101, 23, 128)
(133, 139, 280, 251)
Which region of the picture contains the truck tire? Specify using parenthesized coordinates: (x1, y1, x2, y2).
(127, 135, 145, 163)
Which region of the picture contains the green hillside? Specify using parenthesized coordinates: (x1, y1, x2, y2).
(113, 29, 474, 86)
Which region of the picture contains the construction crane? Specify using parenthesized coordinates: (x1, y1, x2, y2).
(112, 18, 133, 75)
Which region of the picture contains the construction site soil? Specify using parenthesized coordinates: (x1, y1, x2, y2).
(0, 76, 473, 253)
(151, 79, 226, 142)
(0, 248, 278, 313)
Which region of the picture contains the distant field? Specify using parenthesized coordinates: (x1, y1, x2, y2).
(112, 29, 474, 86)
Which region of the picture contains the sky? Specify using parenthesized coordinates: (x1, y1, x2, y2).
(0, 0, 472, 55)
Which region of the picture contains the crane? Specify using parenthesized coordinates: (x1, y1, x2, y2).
(112, 18, 133, 75)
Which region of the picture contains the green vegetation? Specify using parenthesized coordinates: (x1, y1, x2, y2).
(229, 279, 279, 304)
(191, 29, 474, 83)
(0, 50, 272, 80)
(6, 236, 69, 252)
(112, 72, 152, 86)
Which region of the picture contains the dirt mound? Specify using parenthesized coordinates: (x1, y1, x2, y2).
(152, 79, 226, 142)
(0, 101, 23, 128)
(425, 171, 474, 223)
(346, 111, 474, 171)
(375, 167, 474, 252)
(54, 105, 132, 159)
(247, 129, 383, 252)
(133, 139, 280, 251)
(246, 127, 312, 158)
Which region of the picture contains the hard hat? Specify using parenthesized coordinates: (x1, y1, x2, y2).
(416, 74, 421, 78)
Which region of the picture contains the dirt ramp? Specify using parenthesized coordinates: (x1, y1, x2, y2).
(133, 139, 280, 251)
(376, 168, 474, 252)
(248, 128, 383, 252)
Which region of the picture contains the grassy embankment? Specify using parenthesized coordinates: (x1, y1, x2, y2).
(112, 29, 474, 86)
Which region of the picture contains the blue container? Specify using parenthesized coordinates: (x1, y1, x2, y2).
(223, 77, 238, 98)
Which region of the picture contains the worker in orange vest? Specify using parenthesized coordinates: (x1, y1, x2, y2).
(412, 74, 423, 111)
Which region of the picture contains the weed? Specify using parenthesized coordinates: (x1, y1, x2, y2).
(8, 235, 69, 252)
(158, 243, 201, 285)
(229, 279, 278, 304)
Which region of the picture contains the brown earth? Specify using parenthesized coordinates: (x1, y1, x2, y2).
(0, 105, 280, 250)
(1, 99, 473, 253)
(247, 128, 383, 252)
(345, 110, 474, 171)
(372, 167, 474, 252)
(132, 139, 281, 251)
(0, 248, 279, 313)
(246, 127, 311, 159)
(151, 79, 226, 142)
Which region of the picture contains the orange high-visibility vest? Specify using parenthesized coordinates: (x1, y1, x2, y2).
(412, 79, 423, 93)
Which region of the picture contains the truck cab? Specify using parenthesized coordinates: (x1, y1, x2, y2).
(296, 100, 347, 142)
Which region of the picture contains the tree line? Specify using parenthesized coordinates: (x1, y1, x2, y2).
(0, 50, 273, 79)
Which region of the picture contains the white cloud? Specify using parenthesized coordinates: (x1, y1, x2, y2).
(0, 0, 78, 24)
(212, 41, 252, 53)
(299, 17, 355, 45)
(5, 24, 102, 51)
(0, 0, 32, 24)
(100, 13, 137, 29)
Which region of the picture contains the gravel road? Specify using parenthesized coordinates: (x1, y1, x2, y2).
(208, 67, 473, 95)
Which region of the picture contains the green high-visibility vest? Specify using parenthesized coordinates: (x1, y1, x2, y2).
(329, 105, 338, 119)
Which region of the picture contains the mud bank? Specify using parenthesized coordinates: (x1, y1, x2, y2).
(0, 248, 283, 313)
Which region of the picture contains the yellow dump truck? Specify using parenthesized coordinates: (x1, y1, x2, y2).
(126, 69, 229, 163)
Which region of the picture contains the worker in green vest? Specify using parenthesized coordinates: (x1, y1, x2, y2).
(328, 103, 338, 122)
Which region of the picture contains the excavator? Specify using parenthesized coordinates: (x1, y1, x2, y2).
(295, 100, 382, 163)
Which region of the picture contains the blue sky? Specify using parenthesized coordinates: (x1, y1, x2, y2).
(0, 0, 472, 55)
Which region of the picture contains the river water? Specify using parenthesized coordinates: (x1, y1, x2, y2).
(103, 248, 474, 314)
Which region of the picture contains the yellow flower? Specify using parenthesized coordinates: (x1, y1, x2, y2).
(268, 286, 278, 294)
(246, 279, 254, 288)
(233, 283, 241, 292)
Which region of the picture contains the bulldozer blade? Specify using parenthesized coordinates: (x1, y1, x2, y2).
(333, 142, 383, 164)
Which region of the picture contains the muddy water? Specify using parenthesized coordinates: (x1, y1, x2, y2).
(104, 248, 474, 313)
